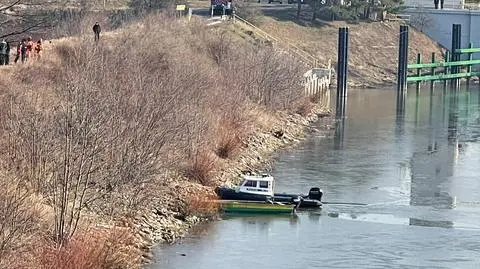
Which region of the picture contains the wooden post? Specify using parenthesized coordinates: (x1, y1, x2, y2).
(451, 24, 461, 89)
(416, 53, 422, 92)
(336, 27, 349, 119)
(397, 25, 409, 93)
(443, 51, 450, 90)
(467, 42, 473, 88)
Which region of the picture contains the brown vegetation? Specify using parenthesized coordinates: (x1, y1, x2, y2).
(184, 193, 220, 218)
(33, 228, 139, 269)
(0, 12, 312, 268)
(296, 97, 315, 116)
(0, 174, 42, 268)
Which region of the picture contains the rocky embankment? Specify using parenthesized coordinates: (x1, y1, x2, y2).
(131, 104, 333, 263)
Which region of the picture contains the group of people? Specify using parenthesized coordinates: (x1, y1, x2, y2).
(1, 22, 100, 66)
(0, 36, 43, 66)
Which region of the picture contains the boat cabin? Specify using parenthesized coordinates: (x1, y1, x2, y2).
(235, 173, 274, 198)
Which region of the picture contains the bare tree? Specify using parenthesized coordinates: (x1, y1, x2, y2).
(409, 8, 434, 33)
(0, 0, 52, 39)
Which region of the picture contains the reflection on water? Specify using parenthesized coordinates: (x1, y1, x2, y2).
(409, 218, 454, 229)
(333, 118, 345, 150)
(223, 214, 301, 230)
(149, 86, 480, 269)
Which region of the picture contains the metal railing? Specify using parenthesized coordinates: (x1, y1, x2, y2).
(386, 13, 411, 22)
(233, 14, 320, 68)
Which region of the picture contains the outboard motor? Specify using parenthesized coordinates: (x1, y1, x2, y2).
(308, 187, 323, 201)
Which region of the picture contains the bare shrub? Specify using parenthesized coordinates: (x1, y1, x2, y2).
(409, 7, 434, 33)
(184, 150, 217, 186)
(309, 91, 324, 103)
(296, 97, 314, 116)
(205, 30, 233, 64)
(184, 193, 220, 218)
(224, 47, 304, 110)
(234, 0, 263, 23)
(0, 174, 41, 268)
(34, 228, 139, 269)
(214, 114, 249, 159)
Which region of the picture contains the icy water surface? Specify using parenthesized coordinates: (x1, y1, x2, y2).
(148, 87, 480, 269)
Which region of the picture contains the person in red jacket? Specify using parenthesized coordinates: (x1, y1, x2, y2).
(34, 39, 42, 59)
(26, 36, 34, 60)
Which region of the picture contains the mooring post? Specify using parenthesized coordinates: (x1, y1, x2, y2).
(467, 42, 473, 88)
(443, 51, 450, 90)
(416, 53, 422, 92)
(430, 52, 436, 92)
(336, 27, 349, 118)
(335, 29, 343, 117)
(397, 25, 409, 93)
(451, 24, 461, 89)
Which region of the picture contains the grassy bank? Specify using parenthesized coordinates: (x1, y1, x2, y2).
(259, 16, 445, 87)
(0, 12, 331, 268)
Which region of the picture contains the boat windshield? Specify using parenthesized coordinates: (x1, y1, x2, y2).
(259, 181, 269, 189)
(243, 180, 257, 187)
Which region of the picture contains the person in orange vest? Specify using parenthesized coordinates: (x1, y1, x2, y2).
(34, 39, 42, 59)
(26, 36, 34, 61)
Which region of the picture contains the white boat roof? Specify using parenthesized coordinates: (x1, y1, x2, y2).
(241, 172, 274, 182)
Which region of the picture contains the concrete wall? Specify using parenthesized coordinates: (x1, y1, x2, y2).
(405, 8, 480, 59)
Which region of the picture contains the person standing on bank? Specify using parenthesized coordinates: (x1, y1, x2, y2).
(5, 41, 10, 64)
(0, 39, 7, 65)
(20, 39, 27, 63)
(93, 22, 101, 42)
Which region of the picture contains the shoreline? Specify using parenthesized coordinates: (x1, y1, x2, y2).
(132, 103, 333, 265)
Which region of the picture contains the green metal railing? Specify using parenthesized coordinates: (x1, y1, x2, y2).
(406, 43, 480, 89)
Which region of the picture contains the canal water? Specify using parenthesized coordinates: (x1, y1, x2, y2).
(148, 87, 480, 269)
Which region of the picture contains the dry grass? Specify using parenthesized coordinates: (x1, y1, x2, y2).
(0, 174, 43, 269)
(32, 228, 139, 269)
(296, 97, 315, 116)
(214, 113, 251, 159)
(184, 150, 218, 186)
(184, 193, 220, 217)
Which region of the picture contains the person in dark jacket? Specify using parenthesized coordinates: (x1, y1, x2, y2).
(93, 22, 101, 42)
(14, 39, 27, 64)
(0, 39, 7, 65)
(20, 39, 27, 63)
(5, 41, 10, 64)
(14, 41, 21, 63)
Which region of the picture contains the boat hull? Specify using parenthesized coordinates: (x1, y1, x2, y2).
(215, 187, 322, 208)
(220, 201, 293, 214)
